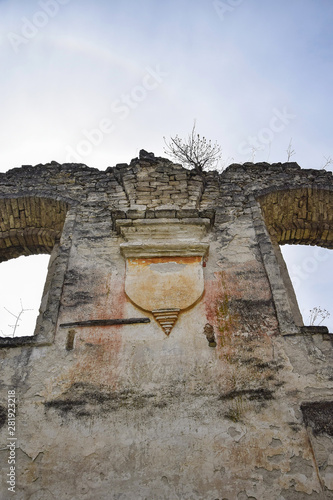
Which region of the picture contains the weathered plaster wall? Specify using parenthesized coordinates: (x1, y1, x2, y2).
(0, 155, 333, 499)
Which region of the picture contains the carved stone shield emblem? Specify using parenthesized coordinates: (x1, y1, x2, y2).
(117, 218, 210, 335)
(125, 256, 204, 334)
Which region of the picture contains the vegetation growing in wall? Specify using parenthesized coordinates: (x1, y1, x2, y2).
(309, 306, 330, 326)
(163, 121, 223, 172)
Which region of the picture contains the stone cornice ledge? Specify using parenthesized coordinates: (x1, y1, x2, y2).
(120, 242, 209, 258)
(117, 218, 210, 258)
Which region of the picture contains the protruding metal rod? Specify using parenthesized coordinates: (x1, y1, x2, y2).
(60, 318, 150, 328)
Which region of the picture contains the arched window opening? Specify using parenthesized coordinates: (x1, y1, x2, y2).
(281, 245, 333, 332)
(0, 254, 50, 337)
(258, 187, 333, 333)
(0, 196, 71, 345)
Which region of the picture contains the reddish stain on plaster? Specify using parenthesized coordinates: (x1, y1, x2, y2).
(204, 277, 224, 329)
(66, 270, 126, 389)
(204, 264, 279, 400)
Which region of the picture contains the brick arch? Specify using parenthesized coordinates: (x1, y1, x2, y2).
(258, 187, 333, 248)
(0, 196, 69, 262)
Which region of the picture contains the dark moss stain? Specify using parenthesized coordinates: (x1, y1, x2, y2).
(241, 356, 263, 365)
(301, 401, 333, 437)
(66, 291, 93, 306)
(64, 269, 82, 286)
(0, 336, 36, 348)
(0, 405, 6, 429)
(219, 388, 274, 402)
(233, 298, 274, 309)
(256, 362, 271, 369)
(235, 269, 264, 279)
(44, 382, 161, 418)
(62, 269, 95, 307)
(239, 358, 283, 371)
(220, 387, 275, 422)
(230, 298, 276, 333)
(154, 401, 167, 409)
(288, 422, 302, 433)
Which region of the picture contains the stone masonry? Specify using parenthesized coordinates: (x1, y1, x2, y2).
(0, 153, 333, 499)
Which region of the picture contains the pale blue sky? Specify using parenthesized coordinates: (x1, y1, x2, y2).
(0, 0, 332, 333)
(1, 0, 333, 169)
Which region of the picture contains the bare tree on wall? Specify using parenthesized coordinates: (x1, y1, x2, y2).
(164, 121, 223, 173)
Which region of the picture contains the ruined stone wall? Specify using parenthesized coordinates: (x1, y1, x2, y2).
(0, 156, 333, 499)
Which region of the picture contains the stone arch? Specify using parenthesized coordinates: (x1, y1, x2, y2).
(255, 186, 333, 333)
(258, 187, 333, 248)
(0, 196, 69, 262)
(0, 195, 74, 347)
